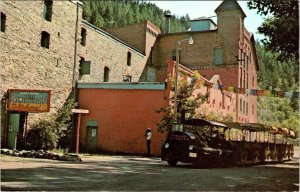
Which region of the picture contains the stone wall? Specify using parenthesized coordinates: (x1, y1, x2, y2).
(0, 0, 154, 146)
(77, 21, 147, 83)
(0, 0, 83, 145)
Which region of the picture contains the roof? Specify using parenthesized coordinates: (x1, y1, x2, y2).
(184, 119, 228, 128)
(215, 0, 246, 18)
(77, 82, 165, 90)
(191, 17, 217, 26)
(82, 21, 145, 56)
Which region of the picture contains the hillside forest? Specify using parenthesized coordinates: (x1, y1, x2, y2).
(82, 0, 190, 33)
(81, 0, 299, 133)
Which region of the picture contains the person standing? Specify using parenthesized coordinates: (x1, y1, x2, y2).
(146, 128, 152, 157)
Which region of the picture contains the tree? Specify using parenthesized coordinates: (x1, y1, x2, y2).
(256, 41, 298, 91)
(157, 72, 208, 133)
(82, 0, 191, 33)
(248, 0, 299, 62)
(257, 97, 299, 134)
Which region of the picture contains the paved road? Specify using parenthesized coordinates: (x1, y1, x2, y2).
(1, 154, 299, 191)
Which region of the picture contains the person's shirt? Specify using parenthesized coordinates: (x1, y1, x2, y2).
(146, 131, 152, 140)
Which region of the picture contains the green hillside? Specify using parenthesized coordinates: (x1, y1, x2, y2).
(82, 0, 191, 33)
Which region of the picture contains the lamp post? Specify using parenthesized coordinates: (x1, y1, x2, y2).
(174, 37, 193, 124)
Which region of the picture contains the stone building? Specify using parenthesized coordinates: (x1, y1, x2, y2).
(1, 0, 82, 148)
(1, 0, 258, 154)
(0, 0, 158, 148)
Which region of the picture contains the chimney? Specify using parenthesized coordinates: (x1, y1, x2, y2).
(164, 13, 172, 34)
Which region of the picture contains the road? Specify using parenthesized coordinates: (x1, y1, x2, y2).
(1, 153, 299, 191)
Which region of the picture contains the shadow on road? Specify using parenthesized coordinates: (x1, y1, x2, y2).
(1, 156, 299, 191)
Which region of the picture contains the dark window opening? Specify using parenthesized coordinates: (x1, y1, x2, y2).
(127, 52, 131, 66)
(150, 47, 155, 65)
(1, 12, 6, 32)
(79, 57, 85, 75)
(44, 0, 53, 22)
(79, 57, 90, 75)
(104, 67, 110, 82)
(41, 31, 50, 48)
(81, 28, 86, 46)
(240, 68, 243, 88)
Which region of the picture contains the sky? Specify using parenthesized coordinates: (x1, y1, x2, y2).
(148, 1, 267, 40)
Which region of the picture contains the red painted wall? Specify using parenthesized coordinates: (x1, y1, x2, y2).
(78, 88, 168, 155)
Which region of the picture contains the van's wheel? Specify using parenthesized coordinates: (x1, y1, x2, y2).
(193, 156, 204, 168)
(167, 159, 178, 167)
(252, 150, 260, 162)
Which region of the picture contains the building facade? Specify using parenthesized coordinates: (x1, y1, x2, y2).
(1, 0, 258, 154)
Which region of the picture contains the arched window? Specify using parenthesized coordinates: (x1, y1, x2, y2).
(43, 0, 53, 22)
(81, 28, 86, 46)
(41, 31, 50, 48)
(104, 67, 110, 82)
(127, 52, 131, 66)
(1, 12, 6, 32)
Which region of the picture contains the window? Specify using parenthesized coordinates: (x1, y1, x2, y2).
(79, 57, 90, 75)
(240, 68, 243, 88)
(127, 52, 131, 66)
(240, 98, 242, 112)
(104, 67, 110, 82)
(150, 47, 155, 65)
(243, 100, 246, 114)
(41, 31, 50, 48)
(43, 0, 53, 22)
(239, 49, 243, 66)
(246, 74, 248, 89)
(80, 28, 86, 46)
(243, 71, 246, 89)
(214, 47, 223, 65)
(1, 12, 6, 32)
(242, 53, 245, 68)
(246, 102, 248, 114)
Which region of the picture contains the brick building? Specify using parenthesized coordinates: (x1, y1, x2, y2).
(1, 0, 258, 155)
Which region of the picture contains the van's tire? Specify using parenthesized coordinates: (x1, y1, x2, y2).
(252, 150, 260, 162)
(167, 159, 178, 167)
(193, 156, 204, 168)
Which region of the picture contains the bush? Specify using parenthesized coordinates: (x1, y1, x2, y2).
(26, 118, 58, 150)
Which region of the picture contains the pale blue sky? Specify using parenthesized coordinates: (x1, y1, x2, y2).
(148, 1, 267, 40)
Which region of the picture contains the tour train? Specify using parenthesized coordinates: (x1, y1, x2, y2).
(161, 119, 295, 167)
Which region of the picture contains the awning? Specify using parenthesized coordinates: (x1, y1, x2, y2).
(184, 119, 228, 128)
(220, 122, 271, 132)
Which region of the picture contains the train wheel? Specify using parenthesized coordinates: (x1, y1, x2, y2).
(277, 151, 283, 162)
(252, 150, 260, 162)
(287, 151, 291, 160)
(240, 151, 248, 163)
(271, 151, 278, 161)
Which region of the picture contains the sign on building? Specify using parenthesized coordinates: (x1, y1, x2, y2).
(7, 89, 51, 112)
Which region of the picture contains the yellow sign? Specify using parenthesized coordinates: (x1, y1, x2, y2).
(8, 89, 51, 112)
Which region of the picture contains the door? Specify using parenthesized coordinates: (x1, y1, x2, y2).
(7, 113, 20, 149)
(87, 126, 98, 151)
